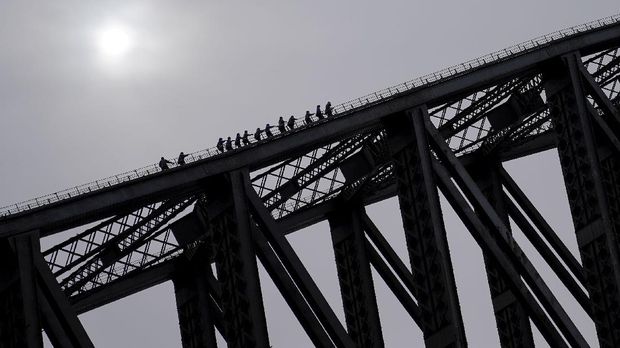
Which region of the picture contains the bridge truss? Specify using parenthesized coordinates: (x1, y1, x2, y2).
(1, 14, 620, 348)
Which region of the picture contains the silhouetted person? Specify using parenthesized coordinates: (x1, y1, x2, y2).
(235, 133, 242, 148)
(316, 105, 324, 119)
(325, 101, 333, 117)
(305, 110, 313, 125)
(216, 137, 224, 152)
(278, 116, 286, 133)
(177, 152, 189, 166)
(225, 136, 233, 151)
(242, 130, 250, 145)
(254, 127, 263, 141)
(159, 157, 173, 171)
(265, 124, 274, 137)
(287, 115, 296, 130)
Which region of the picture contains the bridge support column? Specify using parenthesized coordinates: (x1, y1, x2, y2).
(328, 206, 384, 348)
(0, 234, 42, 348)
(208, 172, 270, 348)
(0, 232, 93, 348)
(545, 54, 620, 347)
(173, 253, 218, 348)
(384, 108, 467, 347)
(471, 161, 535, 348)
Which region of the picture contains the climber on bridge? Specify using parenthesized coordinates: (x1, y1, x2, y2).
(315, 105, 324, 119)
(287, 115, 296, 130)
(242, 130, 250, 145)
(325, 101, 333, 117)
(278, 116, 286, 133)
(225, 136, 233, 151)
(304, 110, 313, 125)
(159, 157, 174, 171)
(177, 152, 189, 166)
(254, 127, 263, 141)
(216, 137, 224, 152)
(265, 124, 274, 137)
(235, 133, 242, 148)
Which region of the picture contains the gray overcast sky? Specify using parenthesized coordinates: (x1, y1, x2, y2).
(0, 1, 618, 347)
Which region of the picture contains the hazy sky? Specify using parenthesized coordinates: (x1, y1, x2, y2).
(0, 1, 618, 347)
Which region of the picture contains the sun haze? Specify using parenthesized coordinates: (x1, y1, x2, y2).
(96, 23, 133, 62)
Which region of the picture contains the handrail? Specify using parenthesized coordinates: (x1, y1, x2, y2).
(1, 13, 619, 218)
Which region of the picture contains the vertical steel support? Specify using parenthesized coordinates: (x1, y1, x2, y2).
(208, 172, 270, 348)
(545, 54, 620, 347)
(173, 253, 218, 348)
(384, 108, 467, 347)
(0, 234, 42, 348)
(328, 206, 384, 347)
(427, 113, 587, 347)
(244, 175, 355, 348)
(0, 232, 93, 348)
(471, 162, 535, 348)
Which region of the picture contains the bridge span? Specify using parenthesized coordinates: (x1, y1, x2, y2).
(1, 13, 620, 348)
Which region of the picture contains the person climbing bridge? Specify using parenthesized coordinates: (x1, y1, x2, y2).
(325, 101, 333, 117)
(235, 132, 242, 148)
(315, 104, 324, 119)
(216, 137, 224, 152)
(159, 157, 174, 171)
(242, 130, 250, 145)
(304, 110, 313, 125)
(225, 136, 233, 151)
(177, 152, 189, 166)
(254, 127, 263, 141)
(278, 116, 286, 133)
(287, 115, 296, 130)
(265, 124, 274, 137)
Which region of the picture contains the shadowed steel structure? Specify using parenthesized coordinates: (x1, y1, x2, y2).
(1, 13, 620, 347)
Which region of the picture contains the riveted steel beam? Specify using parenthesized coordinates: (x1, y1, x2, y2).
(384, 108, 467, 347)
(204, 172, 270, 348)
(328, 206, 384, 347)
(470, 161, 535, 348)
(545, 53, 620, 347)
(426, 112, 587, 347)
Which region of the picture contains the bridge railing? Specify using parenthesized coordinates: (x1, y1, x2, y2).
(1, 13, 619, 218)
(330, 13, 620, 116)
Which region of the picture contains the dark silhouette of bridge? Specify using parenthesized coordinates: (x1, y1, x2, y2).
(1, 13, 620, 348)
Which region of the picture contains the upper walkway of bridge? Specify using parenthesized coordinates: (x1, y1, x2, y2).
(1, 13, 619, 226)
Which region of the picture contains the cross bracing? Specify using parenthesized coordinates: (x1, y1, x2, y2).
(1, 13, 620, 348)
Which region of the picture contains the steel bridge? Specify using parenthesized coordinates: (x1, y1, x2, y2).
(2, 13, 620, 348)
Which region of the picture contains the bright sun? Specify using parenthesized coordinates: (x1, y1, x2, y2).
(97, 24, 133, 60)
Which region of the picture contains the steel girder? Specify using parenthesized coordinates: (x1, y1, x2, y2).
(328, 206, 384, 347)
(384, 108, 467, 347)
(202, 172, 270, 348)
(0, 232, 93, 348)
(246, 176, 356, 348)
(172, 252, 219, 348)
(471, 161, 535, 348)
(252, 228, 337, 347)
(427, 112, 589, 347)
(545, 53, 620, 347)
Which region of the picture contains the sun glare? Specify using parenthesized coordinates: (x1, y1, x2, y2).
(97, 24, 133, 60)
